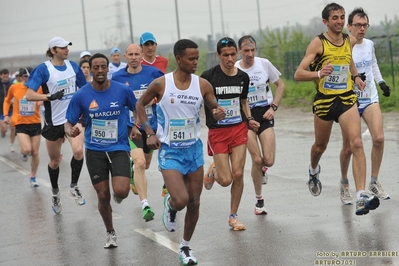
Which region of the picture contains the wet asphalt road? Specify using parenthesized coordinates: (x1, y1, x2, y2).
(1, 108, 398, 266)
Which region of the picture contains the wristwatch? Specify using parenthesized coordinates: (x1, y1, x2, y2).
(271, 104, 278, 111)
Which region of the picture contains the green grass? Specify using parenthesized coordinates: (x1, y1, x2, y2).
(280, 78, 399, 112)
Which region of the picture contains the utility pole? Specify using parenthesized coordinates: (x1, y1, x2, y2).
(127, 0, 134, 43)
(257, 0, 262, 34)
(220, 0, 225, 36)
(175, 0, 181, 40)
(81, 0, 88, 50)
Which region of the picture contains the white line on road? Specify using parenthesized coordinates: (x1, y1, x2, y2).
(135, 228, 179, 253)
(0, 155, 50, 187)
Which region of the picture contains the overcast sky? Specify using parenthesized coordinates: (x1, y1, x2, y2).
(1, 0, 398, 58)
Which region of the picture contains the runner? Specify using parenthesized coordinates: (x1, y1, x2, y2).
(202, 37, 259, 230)
(26, 36, 87, 214)
(294, 3, 380, 215)
(3, 67, 42, 187)
(65, 53, 138, 248)
(235, 35, 285, 215)
(135, 39, 225, 265)
(112, 43, 163, 221)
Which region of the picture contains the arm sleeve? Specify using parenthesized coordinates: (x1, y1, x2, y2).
(370, 42, 384, 84)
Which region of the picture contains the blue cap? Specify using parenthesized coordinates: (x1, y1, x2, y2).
(140, 32, 157, 45)
(110, 47, 121, 55)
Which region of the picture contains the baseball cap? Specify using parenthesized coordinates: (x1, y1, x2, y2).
(110, 47, 121, 55)
(140, 32, 157, 45)
(48, 37, 72, 48)
(80, 51, 91, 58)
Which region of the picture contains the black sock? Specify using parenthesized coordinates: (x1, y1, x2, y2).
(48, 165, 59, 189)
(70, 157, 84, 185)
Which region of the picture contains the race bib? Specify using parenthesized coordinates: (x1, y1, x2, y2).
(322, 65, 349, 90)
(19, 99, 35, 116)
(169, 117, 196, 148)
(217, 97, 242, 125)
(91, 119, 118, 144)
(57, 77, 76, 100)
(248, 84, 268, 105)
(354, 80, 372, 105)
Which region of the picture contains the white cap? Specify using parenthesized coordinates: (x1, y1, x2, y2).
(80, 51, 91, 58)
(48, 37, 72, 48)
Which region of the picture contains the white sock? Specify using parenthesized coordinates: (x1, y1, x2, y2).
(141, 199, 149, 209)
(309, 165, 320, 175)
(356, 190, 366, 200)
(180, 239, 190, 248)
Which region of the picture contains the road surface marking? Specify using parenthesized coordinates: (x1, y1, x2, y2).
(135, 228, 179, 253)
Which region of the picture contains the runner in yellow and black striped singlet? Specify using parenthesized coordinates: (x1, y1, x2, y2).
(294, 2, 380, 217)
(310, 33, 353, 95)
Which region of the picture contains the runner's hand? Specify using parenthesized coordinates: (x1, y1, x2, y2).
(47, 89, 65, 101)
(379, 82, 390, 97)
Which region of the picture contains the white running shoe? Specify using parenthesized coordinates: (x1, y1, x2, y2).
(254, 199, 267, 215)
(69, 186, 86, 205)
(52, 192, 62, 214)
(307, 165, 322, 196)
(162, 194, 177, 232)
(30, 177, 39, 188)
(369, 181, 390, 200)
(262, 166, 268, 184)
(104, 231, 118, 249)
(21, 153, 28, 162)
(179, 245, 198, 265)
(356, 192, 380, 215)
(340, 183, 352, 205)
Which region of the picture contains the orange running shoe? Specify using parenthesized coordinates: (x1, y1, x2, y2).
(228, 216, 246, 231)
(161, 184, 168, 197)
(203, 162, 215, 190)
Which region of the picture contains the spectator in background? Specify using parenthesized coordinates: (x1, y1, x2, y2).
(79, 59, 91, 83)
(107, 47, 127, 79)
(12, 70, 22, 84)
(0, 68, 16, 151)
(140, 32, 168, 74)
(80, 51, 92, 62)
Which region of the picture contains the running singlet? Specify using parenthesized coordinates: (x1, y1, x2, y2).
(352, 38, 382, 106)
(111, 65, 164, 129)
(309, 33, 354, 95)
(3, 83, 42, 125)
(235, 57, 281, 109)
(156, 73, 203, 148)
(26, 60, 86, 126)
(201, 65, 249, 129)
(65, 81, 137, 152)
